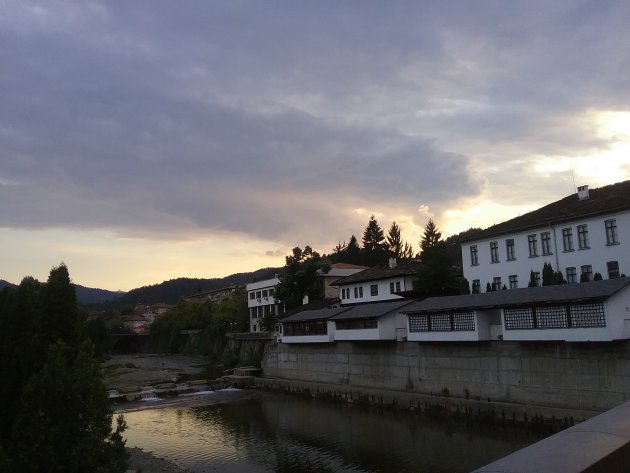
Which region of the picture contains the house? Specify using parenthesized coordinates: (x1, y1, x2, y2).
(461, 180, 630, 293)
(331, 299, 415, 342)
(187, 285, 244, 305)
(318, 262, 368, 298)
(333, 258, 420, 304)
(402, 277, 630, 342)
(246, 277, 283, 332)
(141, 303, 175, 324)
(121, 314, 149, 334)
(279, 307, 346, 343)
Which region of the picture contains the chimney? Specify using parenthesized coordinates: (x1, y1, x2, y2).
(389, 257, 397, 269)
(302, 295, 309, 305)
(577, 185, 590, 201)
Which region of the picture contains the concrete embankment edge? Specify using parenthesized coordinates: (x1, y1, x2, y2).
(472, 400, 630, 473)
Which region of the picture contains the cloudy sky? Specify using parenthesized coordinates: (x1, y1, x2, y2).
(2, 1, 630, 290)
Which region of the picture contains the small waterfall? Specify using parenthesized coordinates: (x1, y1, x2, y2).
(140, 390, 160, 402)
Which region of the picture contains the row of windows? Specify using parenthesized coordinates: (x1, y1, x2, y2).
(408, 312, 476, 332)
(503, 303, 606, 330)
(341, 281, 402, 300)
(336, 319, 378, 330)
(470, 219, 620, 266)
(249, 304, 280, 318)
(283, 321, 328, 336)
(473, 260, 621, 292)
(249, 288, 275, 300)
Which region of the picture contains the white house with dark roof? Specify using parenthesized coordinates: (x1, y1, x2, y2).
(333, 258, 420, 305)
(402, 277, 630, 342)
(461, 180, 630, 293)
(318, 262, 368, 299)
(331, 300, 415, 341)
(279, 307, 346, 343)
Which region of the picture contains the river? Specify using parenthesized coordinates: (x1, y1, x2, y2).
(120, 389, 543, 473)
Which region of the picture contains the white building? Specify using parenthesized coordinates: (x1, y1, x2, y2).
(402, 277, 630, 342)
(334, 259, 420, 305)
(246, 277, 282, 332)
(461, 181, 630, 293)
(318, 262, 367, 299)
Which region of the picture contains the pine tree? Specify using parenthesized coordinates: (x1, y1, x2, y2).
(361, 215, 387, 266)
(345, 235, 362, 265)
(419, 219, 442, 255)
(386, 221, 414, 260)
(542, 262, 555, 286)
(528, 270, 538, 287)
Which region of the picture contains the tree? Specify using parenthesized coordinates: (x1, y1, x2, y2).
(416, 241, 458, 296)
(542, 262, 555, 286)
(345, 235, 362, 265)
(0, 265, 128, 472)
(362, 215, 387, 266)
(274, 246, 330, 310)
(386, 221, 414, 260)
(419, 219, 442, 255)
(528, 270, 538, 287)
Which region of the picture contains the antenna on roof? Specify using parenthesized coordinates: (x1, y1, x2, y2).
(570, 160, 577, 193)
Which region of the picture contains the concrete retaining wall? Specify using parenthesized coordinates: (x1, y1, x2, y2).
(261, 340, 630, 413)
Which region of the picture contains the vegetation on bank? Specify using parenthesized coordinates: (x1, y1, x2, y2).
(147, 293, 254, 376)
(0, 264, 128, 473)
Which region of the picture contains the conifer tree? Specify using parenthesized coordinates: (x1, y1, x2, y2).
(386, 221, 414, 260)
(361, 215, 387, 266)
(419, 219, 442, 255)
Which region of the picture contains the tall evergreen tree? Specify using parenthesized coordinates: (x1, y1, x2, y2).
(419, 219, 442, 255)
(542, 262, 555, 286)
(345, 235, 362, 265)
(386, 221, 414, 260)
(528, 270, 538, 287)
(0, 265, 128, 472)
(362, 215, 387, 266)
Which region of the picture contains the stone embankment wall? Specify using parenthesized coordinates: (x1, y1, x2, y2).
(261, 340, 630, 414)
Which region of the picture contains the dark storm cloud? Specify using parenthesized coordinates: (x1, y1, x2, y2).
(1, 1, 629, 245)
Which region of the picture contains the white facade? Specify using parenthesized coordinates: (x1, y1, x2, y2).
(246, 277, 282, 332)
(462, 210, 629, 292)
(279, 321, 335, 344)
(334, 312, 407, 341)
(338, 275, 415, 304)
(406, 310, 501, 342)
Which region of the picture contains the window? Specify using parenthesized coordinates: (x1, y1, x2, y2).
(353, 287, 358, 298)
(490, 242, 499, 263)
(506, 239, 516, 260)
(492, 277, 502, 291)
(262, 289, 268, 297)
(389, 282, 395, 294)
(528, 234, 538, 257)
(395, 281, 401, 292)
(256, 291, 262, 298)
(607, 261, 620, 279)
(562, 228, 574, 252)
(509, 275, 518, 289)
(249, 292, 256, 300)
(577, 225, 590, 249)
(533, 271, 541, 287)
(470, 245, 479, 266)
(605, 219, 619, 245)
(269, 288, 274, 296)
(359, 286, 364, 297)
(581, 265, 592, 282)
(370, 284, 378, 296)
(541, 232, 552, 255)
(566, 267, 577, 283)
(472, 279, 481, 294)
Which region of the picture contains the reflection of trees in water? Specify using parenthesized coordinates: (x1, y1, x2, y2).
(183, 394, 541, 473)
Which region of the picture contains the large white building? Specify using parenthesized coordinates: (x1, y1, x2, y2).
(461, 181, 630, 293)
(246, 277, 282, 333)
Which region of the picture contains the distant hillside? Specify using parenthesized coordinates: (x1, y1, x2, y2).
(101, 267, 281, 309)
(0, 280, 15, 290)
(73, 284, 125, 306)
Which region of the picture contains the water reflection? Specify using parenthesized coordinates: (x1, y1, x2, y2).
(122, 391, 541, 473)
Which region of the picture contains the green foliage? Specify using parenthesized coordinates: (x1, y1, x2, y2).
(416, 241, 459, 296)
(0, 265, 128, 472)
(419, 219, 442, 255)
(274, 246, 330, 310)
(460, 278, 471, 295)
(361, 215, 388, 266)
(147, 294, 248, 355)
(386, 221, 414, 260)
(528, 270, 538, 287)
(594, 272, 603, 281)
(84, 316, 112, 360)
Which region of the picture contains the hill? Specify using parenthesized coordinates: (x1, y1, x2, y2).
(0, 280, 15, 290)
(100, 267, 281, 309)
(73, 284, 125, 305)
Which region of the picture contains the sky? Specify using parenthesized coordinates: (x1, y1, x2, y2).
(2, 1, 630, 291)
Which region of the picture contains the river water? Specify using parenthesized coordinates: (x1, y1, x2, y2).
(120, 390, 543, 473)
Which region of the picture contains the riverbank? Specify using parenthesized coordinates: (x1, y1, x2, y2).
(127, 447, 193, 473)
